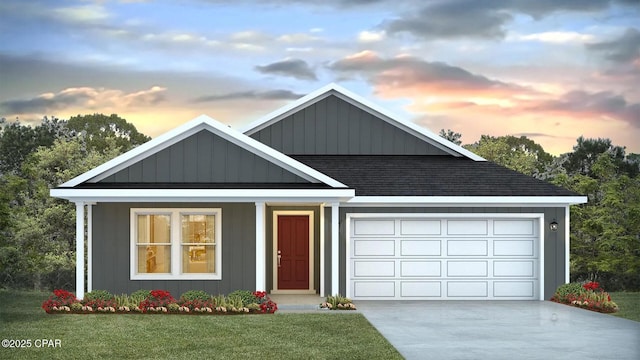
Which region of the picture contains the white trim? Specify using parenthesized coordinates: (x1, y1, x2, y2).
(51, 188, 355, 203)
(345, 196, 588, 206)
(345, 212, 545, 301)
(75, 202, 85, 300)
(241, 83, 484, 161)
(331, 203, 339, 295)
(565, 205, 570, 284)
(129, 208, 222, 280)
(58, 115, 347, 188)
(272, 211, 315, 293)
(255, 202, 266, 291)
(319, 203, 325, 297)
(87, 203, 94, 293)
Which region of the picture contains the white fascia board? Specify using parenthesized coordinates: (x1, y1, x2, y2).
(241, 83, 485, 161)
(60, 114, 346, 189)
(50, 188, 355, 203)
(345, 196, 588, 207)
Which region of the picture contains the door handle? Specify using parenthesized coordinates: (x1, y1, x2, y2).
(277, 250, 281, 267)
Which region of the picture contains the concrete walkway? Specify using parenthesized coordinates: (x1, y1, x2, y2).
(357, 301, 640, 360)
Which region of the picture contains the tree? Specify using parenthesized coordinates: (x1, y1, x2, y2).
(439, 129, 462, 145)
(564, 136, 638, 178)
(463, 135, 544, 176)
(554, 153, 640, 290)
(67, 113, 150, 153)
(0, 117, 65, 176)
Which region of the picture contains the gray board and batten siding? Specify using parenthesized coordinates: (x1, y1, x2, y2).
(98, 129, 309, 184)
(249, 95, 450, 156)
(337, 207, 567, 300)
(91, 202, 256, 296)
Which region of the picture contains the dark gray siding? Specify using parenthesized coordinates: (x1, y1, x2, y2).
(336, 207, 566, 300)
(92, 202, 256, 296)
(265, 206, 321, 293)
(250, 95, 450, 156)
(100, 130, 309, 183)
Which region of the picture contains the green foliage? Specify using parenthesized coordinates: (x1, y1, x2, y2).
(321, 294, 356, 310)
(179, 290, 210, 302)
(464, 135, 551, 175)
(551, 282, 585, 303)
(439, 128, 462, 145)
(130, 289, 151, 300)
(84, 290, 114, 301)
(66, 113, 150, 153)
(227, 289, 258, 306)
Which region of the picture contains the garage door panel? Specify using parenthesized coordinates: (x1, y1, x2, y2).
(447, 220, 488, 235)
(447, 240, 488, 256)
(401, 261, 441, 277)
(401, 240, 441, 256)
(353, 220, 395, 235)
(353, 261, 395, 277)
(494, 281, 534, 297)
(400, 220, 441, 235)
(401, 281, 442, 297)
(354, 240, 395, 256)
(447, 282, 488, 297)
(494, 261, 534, 277)
(447, 261, 488, 277)
(494, 220, 535, 235)
(354, 281, 395, 297)
(493, 240, 534, 256)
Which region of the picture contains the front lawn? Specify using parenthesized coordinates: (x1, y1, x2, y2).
(0, 290, 402, 359)
(609, 292, 640, 322)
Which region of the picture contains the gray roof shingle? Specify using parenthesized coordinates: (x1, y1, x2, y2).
(293, 155, 579, 197)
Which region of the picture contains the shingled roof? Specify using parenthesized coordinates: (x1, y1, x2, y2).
(292, 155, 579, 197)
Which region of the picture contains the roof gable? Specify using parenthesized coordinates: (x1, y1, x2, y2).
(60, 115, 347, 188)
(241, 83, 484, 160)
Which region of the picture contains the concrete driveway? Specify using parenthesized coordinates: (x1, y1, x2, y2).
(357, 301, 640, 360)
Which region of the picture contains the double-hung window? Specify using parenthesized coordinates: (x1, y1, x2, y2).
(130, 208, 222, 280)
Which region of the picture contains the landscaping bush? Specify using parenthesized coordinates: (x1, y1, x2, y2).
(320, 294, 356, 310)
(551, 281, 618, 313)
(179, 290, 210, 302)
(228, 289, 259, 306)
(41, 289, 79, 313)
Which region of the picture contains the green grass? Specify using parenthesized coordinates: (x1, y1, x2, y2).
(609, 292, 640, 322)
(0, 290, 402, 359)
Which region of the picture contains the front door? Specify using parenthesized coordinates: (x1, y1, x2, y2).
(277, 215, 310, 290)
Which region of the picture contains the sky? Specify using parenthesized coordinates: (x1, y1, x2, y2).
(0, 0, 639, 155)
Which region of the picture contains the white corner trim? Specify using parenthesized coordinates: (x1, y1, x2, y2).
(255, 202, 266, 291)
(345, 196, 588, 206)
(241, 83, 485, 161)
(75, 202, 85, 300)
(60, 114, 347, 189)
(565, 205, 570, 284)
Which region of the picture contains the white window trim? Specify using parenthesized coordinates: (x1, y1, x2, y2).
(130, 208, 222, 280)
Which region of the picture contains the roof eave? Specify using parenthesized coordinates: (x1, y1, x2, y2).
(345, 196, 588, 207)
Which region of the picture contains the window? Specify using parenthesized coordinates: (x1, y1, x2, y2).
(130, 208, 222, 280)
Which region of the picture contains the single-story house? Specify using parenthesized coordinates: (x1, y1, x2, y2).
(51, 84, 587, 300)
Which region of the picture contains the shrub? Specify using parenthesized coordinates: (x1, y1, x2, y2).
(179, 290, 210, 302)
(551, 282, 585, 303)
(42, 289, 79, 313)
(139, 290, 176, 312)
(551, 282, 618, 313)
(130, 289, 151, 299)
(321, 294, 356, 310)
(84, 290, 114, 301)
(228, 290, 258, 306)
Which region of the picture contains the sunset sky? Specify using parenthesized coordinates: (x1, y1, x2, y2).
(1, 0, 638, 155)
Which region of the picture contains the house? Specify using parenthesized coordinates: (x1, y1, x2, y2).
(51, 84, 587, 300)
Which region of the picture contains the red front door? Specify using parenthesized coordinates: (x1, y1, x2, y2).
(277, 215, 310, 290)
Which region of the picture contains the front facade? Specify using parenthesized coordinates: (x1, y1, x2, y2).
(52, 84, 586, 300)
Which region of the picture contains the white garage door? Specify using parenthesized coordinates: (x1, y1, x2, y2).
(348, 215, 541, 300)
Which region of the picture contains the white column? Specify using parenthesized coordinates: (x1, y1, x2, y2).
(75, 202, 85, 300)
(319, 203, 325, 297)
(255, 202, 266, 291)
(565, 205, 570, 284)
(331, 203, 339, 295)
(87, 203, 94, 293)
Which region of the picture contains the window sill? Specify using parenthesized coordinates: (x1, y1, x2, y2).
(131, 274, 222, 281)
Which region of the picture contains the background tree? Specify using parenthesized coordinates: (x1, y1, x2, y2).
(564, 136, 638, 178)
(67, 113, 150, 153)
(464, 135, 541, 176)
(439, 129, 462, 145)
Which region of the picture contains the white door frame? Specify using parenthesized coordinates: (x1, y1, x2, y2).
(272, 210, 316, 294)
(345, 213, 545, 300)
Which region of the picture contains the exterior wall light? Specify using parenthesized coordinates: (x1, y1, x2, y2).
(549, 220, 559, 232)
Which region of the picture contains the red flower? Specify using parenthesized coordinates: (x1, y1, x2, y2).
(583, 282, 600, 291)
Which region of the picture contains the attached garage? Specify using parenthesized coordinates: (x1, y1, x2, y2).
(347, 214, 543, 300)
